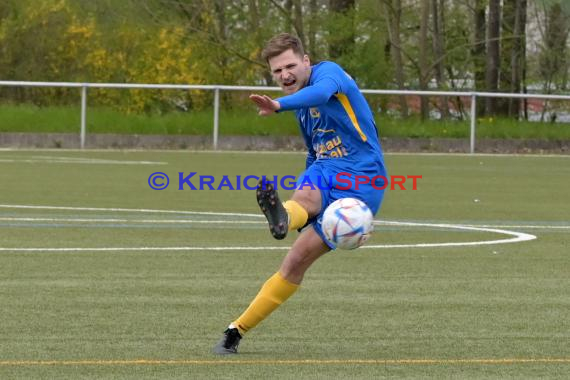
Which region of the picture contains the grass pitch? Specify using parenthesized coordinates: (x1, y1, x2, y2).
(0, 150, 569, 379)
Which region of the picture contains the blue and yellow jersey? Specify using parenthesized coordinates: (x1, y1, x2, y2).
(276, 61, 384, 170)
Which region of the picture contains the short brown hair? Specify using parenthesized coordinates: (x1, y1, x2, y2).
(261, 33, 305, 63)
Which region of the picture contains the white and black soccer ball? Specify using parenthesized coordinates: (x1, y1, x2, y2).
(322, 198, 374, 250)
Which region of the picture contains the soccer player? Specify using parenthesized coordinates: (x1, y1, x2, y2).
(213, 33, 387, 354)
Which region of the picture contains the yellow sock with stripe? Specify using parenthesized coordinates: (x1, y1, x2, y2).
(283, 200, 308, 231)
(232, 271, 299, 335)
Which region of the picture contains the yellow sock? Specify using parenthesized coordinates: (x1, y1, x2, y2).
(233, 272, 299, 335)
(283, 200, 308, 231)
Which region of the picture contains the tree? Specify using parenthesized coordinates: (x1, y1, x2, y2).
(485, 0, 500, 115)
(0, 0, 565, 119)
(538, 1, 570, 92)
(537, 0, 570, 120)
(307, 0, 318, 57)
(471, 0, 487, 101)
(248, 0, 273, 84)
(382, 0, 409, 116)
(509, 0, 527, 118)
(419, 0, 430, 120)
(292, 0, 305, 48)
(432, 0, 449, 118)
(328, 0, 355, 62)
(497, 0, 527, 118)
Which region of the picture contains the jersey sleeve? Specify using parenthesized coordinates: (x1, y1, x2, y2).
(276, 62, 346, 111)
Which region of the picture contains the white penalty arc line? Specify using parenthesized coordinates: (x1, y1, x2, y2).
(1, 204, 565, 228)
(372, 221, 536, 248)
(0, 228, 534, 252)
(0, 204, 537, 252)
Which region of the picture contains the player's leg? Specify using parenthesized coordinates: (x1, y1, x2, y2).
(232, 227, 329, 330)
(213, 227, 329, 354)
(278, 225, 329, 284)
(213, 168, 329, 354)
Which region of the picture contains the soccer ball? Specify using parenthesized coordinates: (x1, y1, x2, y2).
(322, 198, 374, 250)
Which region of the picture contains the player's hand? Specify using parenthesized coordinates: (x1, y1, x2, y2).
(249, 94, 281, 116)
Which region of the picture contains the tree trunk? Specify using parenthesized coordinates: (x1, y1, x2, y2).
(508, 0, 527, 118)
(292, 0, 306, 49)
(419, 0, 430, 120)
(432, 0, 449, 119)
(248, 0, 272, 84)
(497, 0, 516, 116)
(471, 0, 486, 116)
(485, 0, 500, 115)
(383, 0, 408, 116)
(308, 0, 318, 57)
(446, 65, 467, 120)
(213, 0, 229, 103)
(284, 0, 293, 32)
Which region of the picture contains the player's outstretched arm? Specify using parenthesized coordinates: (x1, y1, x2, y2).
(276, 76, 339, 110)
(249, 94, 281, 116)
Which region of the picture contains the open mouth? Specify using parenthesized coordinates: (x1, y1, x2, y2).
(283, 79, 296, 88)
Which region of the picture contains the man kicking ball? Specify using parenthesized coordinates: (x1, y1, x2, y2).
(213, 33, 387, 354)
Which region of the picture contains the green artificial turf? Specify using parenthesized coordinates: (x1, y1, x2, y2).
(0, 150, 568, 379)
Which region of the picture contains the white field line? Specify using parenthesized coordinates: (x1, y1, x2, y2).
(0, 246, 291, 252)
(0, 204, 538, 252)
(365, 224, 536, 248)
(0, 156, 166, 165)
(0, 148, 307, 156)
(461, 224, 570, 230)
(32, 155, 167, 165)
(0, 229, 536, 252)
(379, 221, 570, 230)
(31, 155, 128, 161)
(384, 152, 570, 158)
(0, 204, 262, 218)
(0, 217, 262, 224)
(0, 216, 568, 230)
(1, 205, 565, 229)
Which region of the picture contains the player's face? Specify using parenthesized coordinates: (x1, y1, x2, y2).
(268, 49, 311, 95)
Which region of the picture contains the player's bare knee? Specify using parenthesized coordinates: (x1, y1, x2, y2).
(292, 188, 321, 216)
(281, 249, 311, 278)
(279, 265, 303, 283)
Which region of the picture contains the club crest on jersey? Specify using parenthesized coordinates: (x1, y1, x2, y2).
(309, 107, 321, 118)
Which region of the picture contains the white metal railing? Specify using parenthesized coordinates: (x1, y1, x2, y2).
(1, 80, 569, 152)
